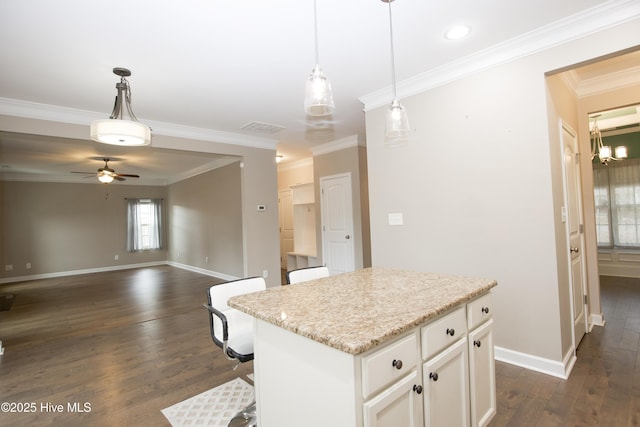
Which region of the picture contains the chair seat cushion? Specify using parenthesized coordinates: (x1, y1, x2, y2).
(219, 309, 255, 356)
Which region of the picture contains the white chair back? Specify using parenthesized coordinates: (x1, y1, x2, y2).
(287, 266, 330, 285)
(208, 277, 265, 356)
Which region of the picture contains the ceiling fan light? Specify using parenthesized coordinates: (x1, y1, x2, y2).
(304, 65, 335, 116)
(97, 171, 115, 183)
(90, 119, 151, 146)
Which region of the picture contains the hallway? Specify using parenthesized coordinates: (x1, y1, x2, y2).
(491, 275, 640, 426)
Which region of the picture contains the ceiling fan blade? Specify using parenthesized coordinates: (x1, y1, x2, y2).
(113, 176, 126, 181)
(70, 171, 95, 174)
(116, 174, 140, 178)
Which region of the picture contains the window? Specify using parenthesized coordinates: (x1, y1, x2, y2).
(593, 159, 640, 249)
(127, 198, 164, 251)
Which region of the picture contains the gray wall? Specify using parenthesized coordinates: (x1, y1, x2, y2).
(0, 117, 282, 287)
(364, 17, 640, 373)
(167, 161, 244, 278)
(0, 181, 167, 279)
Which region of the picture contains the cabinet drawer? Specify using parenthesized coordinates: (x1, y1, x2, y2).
(361, 333, 418, 399)
(467, 293, 493, 330)
(421, 307, 466, 360)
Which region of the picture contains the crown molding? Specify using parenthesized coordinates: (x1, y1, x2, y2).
(575, 65, 640, 97)
(359, 0, 640, 111)
(0, 97, 278, 150)
(310, 134, 361, 156)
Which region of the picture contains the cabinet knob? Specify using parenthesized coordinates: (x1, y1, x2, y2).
(446, 328, 455, 337)
(429, 372, 439, 382)
(392, 359, 403, 370)
(481, 307, 490, 314)
(474, 340, 482, 348)
(413, 384, 423, 394)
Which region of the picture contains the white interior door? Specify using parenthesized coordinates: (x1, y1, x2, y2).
(320, 173, 355, 275)
(278, 189, 294, 270)
(561, 121, 588, 348)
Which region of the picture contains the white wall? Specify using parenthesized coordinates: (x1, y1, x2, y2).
(364, 18, 640, 375)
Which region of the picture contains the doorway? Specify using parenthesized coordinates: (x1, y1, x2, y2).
(560, 121, 588, 348)
(320, 173, 355, 275)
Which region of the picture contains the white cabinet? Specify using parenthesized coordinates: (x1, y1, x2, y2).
(363, 370, 423, 427)
(362, 333, 422, 427)
(251, 292, 495, 427)
(423, 338, 470, 427)
(466, 293, 495, 427)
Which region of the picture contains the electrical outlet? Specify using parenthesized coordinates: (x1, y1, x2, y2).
(263, 270, 269, 278)
(5, 265, 13, 271)
(205, 256, 208, 263)
(114, 255, 119, 261)
(26, 262, 31, 269)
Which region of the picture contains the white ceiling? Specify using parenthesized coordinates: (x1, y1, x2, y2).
(0, 0, 639, 185)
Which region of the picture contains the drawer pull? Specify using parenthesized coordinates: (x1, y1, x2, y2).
(392, 359, 403, 370)
(474, 340, 482, 348)
(446, 328, 455, 337)
(429, 372, 439, 382)
(481, 307, 490, 314)
(413, 384, 423, 394)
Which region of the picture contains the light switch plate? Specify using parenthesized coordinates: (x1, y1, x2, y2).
(388, 213, 403, 226)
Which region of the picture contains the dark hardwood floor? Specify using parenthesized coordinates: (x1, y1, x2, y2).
(1, 268, 639, 426)
(490, 275, 640, 426)
(0, 266, 253, 426)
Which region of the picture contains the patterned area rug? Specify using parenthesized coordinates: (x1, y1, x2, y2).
(162, 377, 254, 426)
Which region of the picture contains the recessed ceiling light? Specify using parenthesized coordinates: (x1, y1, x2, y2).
(445, 25, 471, 40)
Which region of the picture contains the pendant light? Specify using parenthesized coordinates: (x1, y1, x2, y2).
(590, 115, 627, 165)
(90, 67, 151, 146)
(304, 0, 335, 116)
(382, 0, 410, 140)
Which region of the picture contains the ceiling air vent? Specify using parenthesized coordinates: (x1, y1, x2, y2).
(240, 121, 285, 135)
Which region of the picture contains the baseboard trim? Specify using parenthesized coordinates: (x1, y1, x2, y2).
(494, 345, 576, 379)
(590, 313, 606, 329)
(0, 261, 239, 284)
(167, 261, 239, 282)
(0, 261, 167, 284)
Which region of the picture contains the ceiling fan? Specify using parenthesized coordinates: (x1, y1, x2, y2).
(71, 158, 140, 183)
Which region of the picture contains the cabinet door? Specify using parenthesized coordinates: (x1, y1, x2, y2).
(423, 337, 470, 427)
(468, 319, 496, 427)
(363, 370, 423, 427)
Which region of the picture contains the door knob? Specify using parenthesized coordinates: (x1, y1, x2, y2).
(570, 247, 579, 254)
(345, 235, 351, 239)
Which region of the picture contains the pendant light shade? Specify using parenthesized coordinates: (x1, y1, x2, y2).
(304, 0, 335, 116)
(91, 119, 151, 146)
(382, 0, 410, 140)
(386, 99, 410, 138)
(305, 64, 335, 116)
(90, 67, 151, 146)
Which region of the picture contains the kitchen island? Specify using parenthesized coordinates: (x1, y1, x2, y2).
(229, 267, 497, 427)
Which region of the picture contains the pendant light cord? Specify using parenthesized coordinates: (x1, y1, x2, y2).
(388, 1, 398, 99)
(313, 0, 320, 65)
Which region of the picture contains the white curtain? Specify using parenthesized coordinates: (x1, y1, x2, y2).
(594, 159, 640, 248)
(127, 198, 164, 252)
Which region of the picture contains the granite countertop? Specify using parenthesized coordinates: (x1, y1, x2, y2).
(229, 267, 497, 355)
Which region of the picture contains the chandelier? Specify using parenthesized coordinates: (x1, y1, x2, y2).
(590, 115, 627, 165)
